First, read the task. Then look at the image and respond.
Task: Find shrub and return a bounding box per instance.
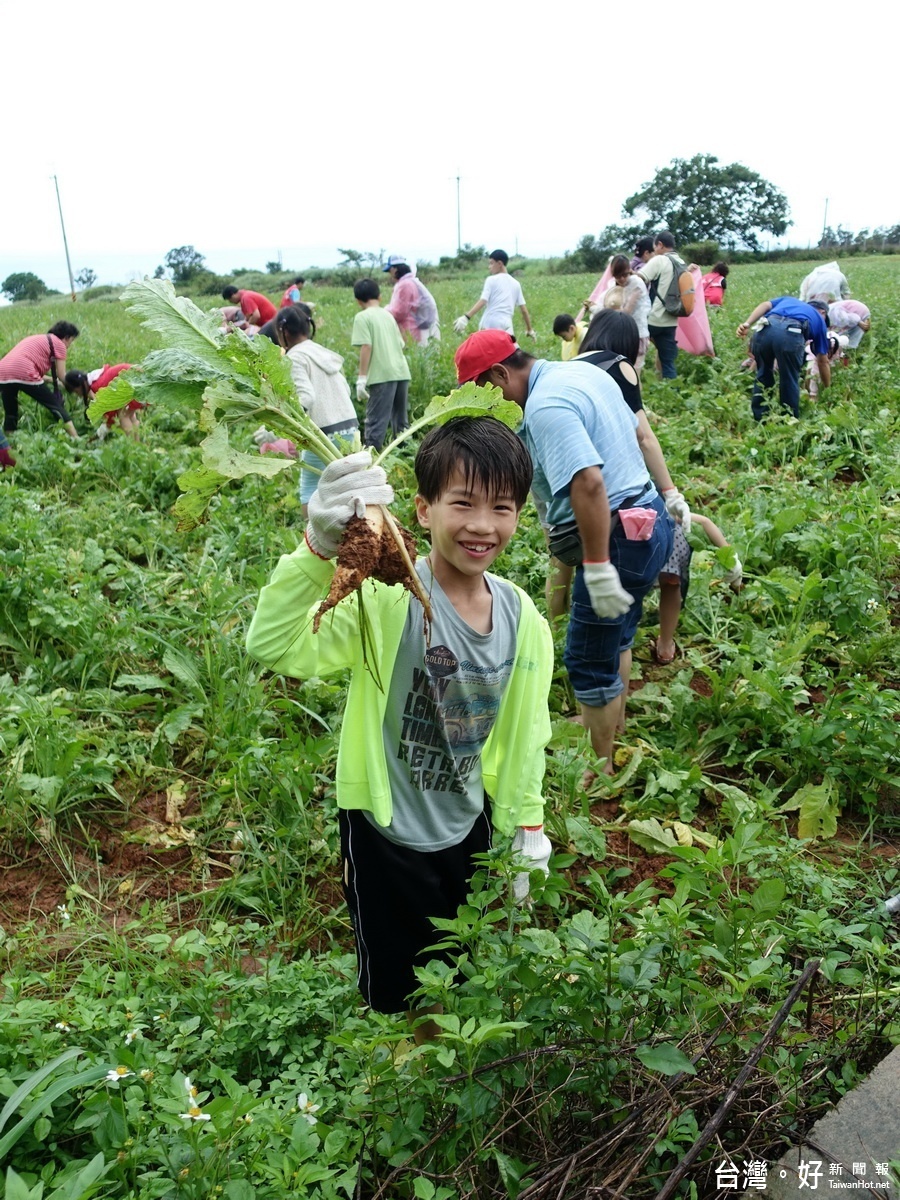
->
[680,240,720,266]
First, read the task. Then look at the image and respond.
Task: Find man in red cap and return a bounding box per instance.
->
[455,330,675,775]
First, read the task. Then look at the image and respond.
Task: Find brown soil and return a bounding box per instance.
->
[0,790,230,934]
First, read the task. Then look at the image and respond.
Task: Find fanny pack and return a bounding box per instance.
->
[547,485,655,567]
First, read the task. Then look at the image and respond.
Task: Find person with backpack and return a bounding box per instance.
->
[383,256,441,346]
[637,232,694,380]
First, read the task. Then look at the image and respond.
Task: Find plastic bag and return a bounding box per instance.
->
[676,267,714,357]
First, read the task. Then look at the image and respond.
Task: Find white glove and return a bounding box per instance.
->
[253,425,277,446]
[582,561,634,619]
[306,451,394,558]
[723,555,743,590]
[662,488,691,535]
[512,826,552,903]
[453,315,470,335]
[355,377,369,403]
[525,329,537,341]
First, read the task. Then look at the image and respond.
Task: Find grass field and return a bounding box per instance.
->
[0,257,898,1199]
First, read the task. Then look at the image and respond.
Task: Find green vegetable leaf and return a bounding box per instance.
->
[375,382,522,465]
[780,779,839,840]
[635,1043,697,1076]
[85,371,138,423]
[627,818,677,854]
[121,278,224,370]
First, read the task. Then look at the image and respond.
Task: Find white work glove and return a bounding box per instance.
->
[524,329,537,341]
[253,425,277,446]
[355,377,369,403]
[582,561,634,619]
[511,826,552,903]
[306,451,394,558]
[453,314,470,335]
[662,488,691,535]
[723,555,743,590]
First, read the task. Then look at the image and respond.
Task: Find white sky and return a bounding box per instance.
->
[2,0,895,291]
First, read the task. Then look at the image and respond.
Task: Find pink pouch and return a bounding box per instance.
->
[618,507,657,541]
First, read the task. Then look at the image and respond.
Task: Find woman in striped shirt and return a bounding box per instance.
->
[0,321,80,440]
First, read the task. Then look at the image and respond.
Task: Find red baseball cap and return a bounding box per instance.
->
[455,330,519,384]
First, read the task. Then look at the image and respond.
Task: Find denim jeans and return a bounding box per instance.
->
[564,494,674,707]
[751,317,807,419]
[648,324,678,379]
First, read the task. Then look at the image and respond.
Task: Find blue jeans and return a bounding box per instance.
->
[648,324,678,379]
[751,316,807,419]
[564,494,674,707]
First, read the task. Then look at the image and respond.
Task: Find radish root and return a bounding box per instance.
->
[313,505,431,633]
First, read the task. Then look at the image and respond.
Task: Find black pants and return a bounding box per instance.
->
[339,806,492,1013]
[2,382,72,433]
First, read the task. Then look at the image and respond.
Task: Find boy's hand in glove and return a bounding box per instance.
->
[512,826,552,903]
[582,561,634,618]
[453,315,470,334]
[306,451,394,559]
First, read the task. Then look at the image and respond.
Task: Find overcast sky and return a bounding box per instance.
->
[2,0,895,292]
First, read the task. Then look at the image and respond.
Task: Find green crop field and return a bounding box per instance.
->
[0,257,898,1199]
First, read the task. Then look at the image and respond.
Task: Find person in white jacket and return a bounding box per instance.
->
[799,261,850,303]
[254,306,359,514]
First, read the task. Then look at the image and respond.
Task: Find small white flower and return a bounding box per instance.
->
[106,1067,134,1083]
[297,1092,320,1125]
[749,448,758,457]
[55,1021,71,1032]
[866,598,879,613]
[183,1076,198,1099]
[57,905,71,922]
[179,1106,211,1122]
[139,1069,154,1081]
[125,1030,138,1045]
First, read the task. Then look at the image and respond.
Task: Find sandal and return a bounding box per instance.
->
[651,638,678,665]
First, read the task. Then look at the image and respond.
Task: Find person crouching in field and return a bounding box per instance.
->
[246,418,553,1037]
[65,365,144,440]
[0,322,80,441]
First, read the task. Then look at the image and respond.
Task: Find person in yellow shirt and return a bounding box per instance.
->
[552,314,587,361]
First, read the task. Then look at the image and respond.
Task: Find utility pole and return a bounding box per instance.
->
[821,197,829,244]
[456,170,461,253]
[53,175,76,301]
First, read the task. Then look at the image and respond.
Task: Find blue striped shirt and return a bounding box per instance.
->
[519,360,653,527]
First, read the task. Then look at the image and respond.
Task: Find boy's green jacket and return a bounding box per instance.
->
[246,542,554,834]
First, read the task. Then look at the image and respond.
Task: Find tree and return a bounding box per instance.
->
[1,272,48,303]
[164,245,206,283]
[265,260,282,274]
[622,154,790,252]
[75,267,97,290]
[153,265,166,279]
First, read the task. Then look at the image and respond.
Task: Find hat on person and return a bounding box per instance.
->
[487,249,509,265]
[455,330,518,384]
[383,255,408,272]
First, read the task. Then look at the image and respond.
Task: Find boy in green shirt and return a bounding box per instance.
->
[351,278,412,450]
[246,417,554,1036]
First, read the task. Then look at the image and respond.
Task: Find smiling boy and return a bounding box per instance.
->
[246,418,553,1034]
